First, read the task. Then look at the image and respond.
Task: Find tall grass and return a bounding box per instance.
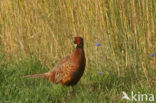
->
[0,0,156,102]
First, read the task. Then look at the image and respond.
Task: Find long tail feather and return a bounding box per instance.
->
[23,73,47,78]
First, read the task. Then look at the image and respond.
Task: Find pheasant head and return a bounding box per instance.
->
[73,37,84,48]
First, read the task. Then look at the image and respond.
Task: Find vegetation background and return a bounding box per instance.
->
[0,0,156,102]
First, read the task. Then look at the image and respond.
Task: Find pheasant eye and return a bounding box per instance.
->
[77,40,81,44]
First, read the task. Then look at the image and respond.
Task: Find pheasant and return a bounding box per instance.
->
[24,37,86,86]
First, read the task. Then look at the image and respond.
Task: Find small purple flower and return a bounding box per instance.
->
[96,43,101,46]
[150,54,154,57]
[98,72,102,75]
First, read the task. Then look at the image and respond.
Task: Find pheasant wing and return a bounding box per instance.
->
[53,56,78,84]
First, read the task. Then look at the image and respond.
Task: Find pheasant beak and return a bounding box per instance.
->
[73,39,77,44]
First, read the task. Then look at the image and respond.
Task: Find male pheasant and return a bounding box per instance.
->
[24,37,86,86]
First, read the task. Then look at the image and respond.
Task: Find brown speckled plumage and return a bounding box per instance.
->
[24,37,86,86]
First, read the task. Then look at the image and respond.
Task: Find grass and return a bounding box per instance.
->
[1,57,155,103]
[0,0,156,102]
